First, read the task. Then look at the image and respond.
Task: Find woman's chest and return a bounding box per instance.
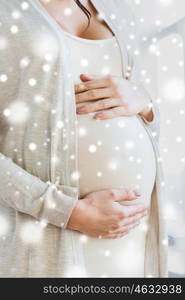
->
[65,34,123,84]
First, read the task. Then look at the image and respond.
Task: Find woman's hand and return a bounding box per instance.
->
[75,74,153,121]
[67,188,148,239]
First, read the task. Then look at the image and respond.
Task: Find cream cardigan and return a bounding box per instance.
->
[0,0,167,277]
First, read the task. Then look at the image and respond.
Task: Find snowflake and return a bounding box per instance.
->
[88,144,97,153]
[108,160,118,170]
[100,274,109,278]
[114,146,120,151]
[97,12,106,21]
[161,65,168,72]
[125,140,135,149]
[103,54,109,60]
[34,94,45,104]
[10,25,19,34]
[3,101,29,124]
[105,123,110,128]
[134,0,141,5]
[79,235,88,244]
[146,274,153,278]
[117,120,126,128]
[64,8,73,16]
[78,127,87,137]
[0,215,9,237]
[42,64,51,72]
[101,66,110,75]
[21,2,30,10]
[71,171,80,181]
[110,14,116,20]
[0,74,8,82]
[20,57,30,68]
[56,120,64,129]
[97,140,102,146]
[32,32,58,59]
[28,78,37,87]
[176,136,183,143]
[11,10,21,19]
[29,143,37,151]
[80,58,88,67]
[139,223,148,232]
[129,156,135,161]
[44,53,53,62]
[20,221,43,244]
[166,120,172,125]
[0,36,8,50]
[104,250,111,257]
[162,78,185,102]
[162,239,168,246]
[159,0,174,6]
[137,174,142,180]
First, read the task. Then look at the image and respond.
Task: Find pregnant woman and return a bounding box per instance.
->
[0,0,167,277]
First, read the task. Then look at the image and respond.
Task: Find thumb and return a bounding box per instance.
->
[80,74,102,81]
[114,188,141,202]
[80,74,92,81]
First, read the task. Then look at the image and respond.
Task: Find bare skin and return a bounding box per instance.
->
[40,0,151,238]
[75,74,153,120]
[67,189,148,239]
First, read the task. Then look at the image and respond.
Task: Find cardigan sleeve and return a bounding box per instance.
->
[129,38,160,139]
[140,98,160,139]
[135,82,160,139]
[0,152,78,228]
[0,4,78,229]
[129,71,160,140]
[124,0,160,139]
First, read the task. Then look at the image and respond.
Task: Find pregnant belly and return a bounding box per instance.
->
[77,113,156,206]
[76,113,156,277]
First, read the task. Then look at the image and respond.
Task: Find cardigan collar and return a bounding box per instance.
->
[90,0,138,76]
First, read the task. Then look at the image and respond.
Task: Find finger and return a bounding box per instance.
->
[110,212,147,233]
[125,189,142,200]
[108,188,141,202]
[80,74,92,81]
[75,78,109,94]
[119,203,148,219]
[107,221,141,237]
[93,106,129,119]
[116,221,141,234]
[85,188,141,202]
[76,87,114,104]
[80,74,107,82]
[102,230,129,239]
[76,98,121,114]
[75,83,88,94]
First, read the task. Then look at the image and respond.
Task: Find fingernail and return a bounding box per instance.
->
[134,189,141,197]
[76,106,85,113]
[93,113,103,119]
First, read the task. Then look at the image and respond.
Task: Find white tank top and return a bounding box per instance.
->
[65,31,156,277]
